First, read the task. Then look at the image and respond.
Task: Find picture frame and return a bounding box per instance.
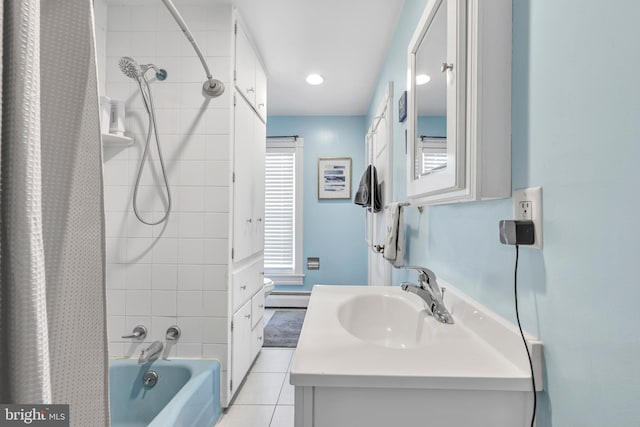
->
[317,157,352,200]
[398,90,407,123]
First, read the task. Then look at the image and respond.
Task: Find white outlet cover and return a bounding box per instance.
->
[512,187,543,249]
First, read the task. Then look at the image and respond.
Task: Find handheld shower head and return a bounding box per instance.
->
[119,56,141,79]
[119,57,168,81]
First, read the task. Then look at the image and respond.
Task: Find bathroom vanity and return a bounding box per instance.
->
[290,285,543,427]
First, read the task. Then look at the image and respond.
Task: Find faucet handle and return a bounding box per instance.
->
[122,325,147,340]
[441,287,446,300]
[166,325,181,341]
[400,282,414,290]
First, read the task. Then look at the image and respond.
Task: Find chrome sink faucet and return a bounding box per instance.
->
[138,341,164,365]
[400,266,454,324]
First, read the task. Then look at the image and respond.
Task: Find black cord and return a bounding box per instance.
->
[514,245,537,427]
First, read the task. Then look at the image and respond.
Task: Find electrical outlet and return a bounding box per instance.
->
[518,201,532,220]
[512,187,542,249]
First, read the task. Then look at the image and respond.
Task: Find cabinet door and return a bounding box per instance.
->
[251,321,263,362]
[232,263,252,312]
[250,288,264,361]
[252,118,266,255]
[235,22,256,106]
[231,300,252,394]
[407,0,467,202]
[233,94,255,262]
[232,256,264,312]
[255,62,267,121]
[251,288,265,329]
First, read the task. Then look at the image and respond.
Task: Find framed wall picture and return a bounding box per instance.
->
[317,157,352,200]
[398,90,407,123]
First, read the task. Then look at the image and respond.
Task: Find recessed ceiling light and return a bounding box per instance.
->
[306,74,324,85]
[416,74,431,85]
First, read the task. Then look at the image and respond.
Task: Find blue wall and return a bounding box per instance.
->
[368,0,640,426]
[267,116,368,291]
[418,115,446,138]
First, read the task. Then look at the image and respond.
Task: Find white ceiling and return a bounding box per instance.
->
[231,0,405,116]
[108,0,405,116]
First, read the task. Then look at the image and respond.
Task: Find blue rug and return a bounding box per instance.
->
[263,310,306,348]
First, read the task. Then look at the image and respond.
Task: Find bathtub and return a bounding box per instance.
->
[109,359,221,427]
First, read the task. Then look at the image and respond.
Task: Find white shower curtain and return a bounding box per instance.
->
[0,1,109,425]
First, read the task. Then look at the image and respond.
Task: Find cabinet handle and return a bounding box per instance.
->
[441,62,454,72]
[258,336,263,340]
[259,304,264,308]
[241,285,247,290]
[258,103,265,109]
[246,218,252,223]
[246,87,255,93]
[257,217,262,222]
[245,313,251,319]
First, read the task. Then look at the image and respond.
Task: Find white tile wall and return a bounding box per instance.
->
[100,3,233,402]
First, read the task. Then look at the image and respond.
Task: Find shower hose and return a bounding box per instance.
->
[132,75,172,225]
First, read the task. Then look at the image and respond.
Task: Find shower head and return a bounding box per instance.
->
[119,57,168,81]
[119,56,141,79]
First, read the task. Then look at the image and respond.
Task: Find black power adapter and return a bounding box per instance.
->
[499,220,535,245]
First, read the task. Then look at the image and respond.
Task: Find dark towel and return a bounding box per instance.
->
[354,164,382,213]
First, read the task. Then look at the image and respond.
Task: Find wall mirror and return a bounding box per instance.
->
[407,0,467,204]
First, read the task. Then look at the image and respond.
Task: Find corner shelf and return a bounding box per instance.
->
[102,133,133,146]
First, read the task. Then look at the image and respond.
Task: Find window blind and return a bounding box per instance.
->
[264,152,296,269]
[422,150,448,173]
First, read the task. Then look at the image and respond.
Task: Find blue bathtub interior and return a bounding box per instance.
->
[109,359,221,427]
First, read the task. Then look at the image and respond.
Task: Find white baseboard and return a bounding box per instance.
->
[265,292,310,308]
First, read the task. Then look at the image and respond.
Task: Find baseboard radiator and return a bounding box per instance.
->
[265,291,311,308]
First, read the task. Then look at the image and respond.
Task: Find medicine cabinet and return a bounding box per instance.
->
[407,0,512,205]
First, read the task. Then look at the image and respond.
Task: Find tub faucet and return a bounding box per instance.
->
[400,266,454,325]
[138,341,164,365]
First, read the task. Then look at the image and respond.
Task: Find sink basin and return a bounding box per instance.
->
[337,293,430,349]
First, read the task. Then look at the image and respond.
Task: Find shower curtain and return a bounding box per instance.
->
[0,1,109,425]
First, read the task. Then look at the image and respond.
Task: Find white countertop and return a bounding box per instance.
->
[290,285,542,391]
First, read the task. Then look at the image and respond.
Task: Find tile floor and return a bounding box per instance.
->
[216,310,296,427]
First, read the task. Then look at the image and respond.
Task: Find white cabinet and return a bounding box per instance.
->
[235,22,255,105]
[233,14,267,263]
[232,94,265,262]
[233,94,255,262]
[251,118,266,254]
[251,318,264,361]
[230,263,265,396]
[229,10,267,401]
[231,300,253,390]
[251,288,265,329]
[234,18,268,121]
[250,289,265,362]
[406,0,511,205]
[232,257,264,312]
[229,93,266,395]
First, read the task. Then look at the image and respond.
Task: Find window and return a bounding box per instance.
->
[264,138,304,285]
[416,137,447,176]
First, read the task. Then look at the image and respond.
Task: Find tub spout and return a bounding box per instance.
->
[138,341,163,365]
